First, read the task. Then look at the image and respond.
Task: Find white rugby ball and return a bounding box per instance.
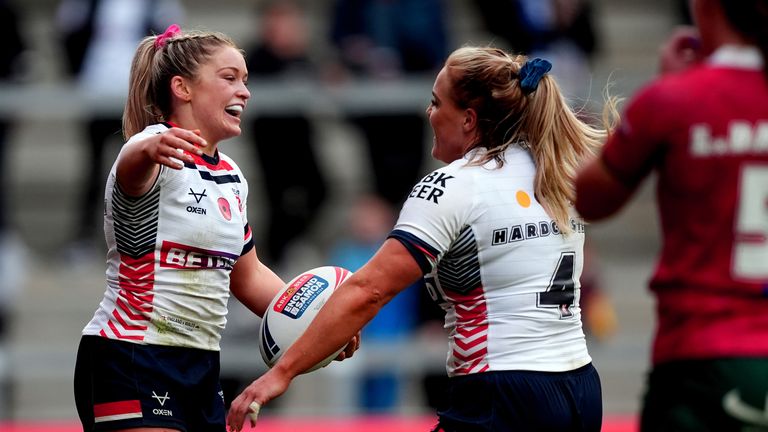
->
[259,265,353,372]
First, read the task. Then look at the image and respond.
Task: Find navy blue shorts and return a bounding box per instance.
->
[432,363,602,432]
[74,335,226,432]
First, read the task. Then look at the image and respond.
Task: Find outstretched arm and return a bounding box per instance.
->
[226,238,423,431]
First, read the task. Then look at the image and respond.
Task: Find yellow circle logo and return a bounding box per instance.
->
[516,190,531,208]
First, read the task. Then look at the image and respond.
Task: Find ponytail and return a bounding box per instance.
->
[521,76,619,233]
[123,37,160,139]
[446,46,619,234]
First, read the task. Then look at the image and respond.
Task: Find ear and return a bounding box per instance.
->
[462,108,478,134]
[170,76,192,102]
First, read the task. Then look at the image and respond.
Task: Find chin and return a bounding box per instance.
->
[431,145,440,161]
[222,124,242,139]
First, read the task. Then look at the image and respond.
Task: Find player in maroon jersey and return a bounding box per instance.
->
[575,0,768,430]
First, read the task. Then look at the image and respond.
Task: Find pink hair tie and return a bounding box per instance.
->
[154,24,181,49]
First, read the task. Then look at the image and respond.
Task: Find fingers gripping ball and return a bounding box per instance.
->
[259,266,353,372]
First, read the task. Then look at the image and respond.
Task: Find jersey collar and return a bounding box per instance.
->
[708,45,764,69]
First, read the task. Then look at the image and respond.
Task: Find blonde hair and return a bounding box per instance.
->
[122,29,241,139]
[445,46,619,234]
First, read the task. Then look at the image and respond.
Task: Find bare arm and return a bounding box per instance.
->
[226,238,423,431]
[576,28,698,222]
[229,248,285,317]
[574,156,636,221]
[116,128,206,196]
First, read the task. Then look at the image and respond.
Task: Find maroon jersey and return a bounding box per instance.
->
[602,46,768,364]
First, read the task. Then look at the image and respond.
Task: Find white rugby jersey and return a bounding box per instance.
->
[82,123,253,351]
[390,146,591,376]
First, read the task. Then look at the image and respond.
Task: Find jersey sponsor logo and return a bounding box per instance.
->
[491,219,584,245]
[151,391,170,407]
[722,389,768,426]
[186,206,207,215]
[691,121,768,157]
[272,274,329,318]
[159,241,237,270]
[188,188,207,203]
[409,171,455,204]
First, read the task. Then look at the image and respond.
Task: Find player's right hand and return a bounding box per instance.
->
[142,127,206,169]
[659,26,704,75]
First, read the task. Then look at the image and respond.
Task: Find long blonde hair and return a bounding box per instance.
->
[122,29,240,139]
[445,46,619,234]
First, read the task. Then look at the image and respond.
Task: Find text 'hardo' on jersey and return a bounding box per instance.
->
[410,171,455,204]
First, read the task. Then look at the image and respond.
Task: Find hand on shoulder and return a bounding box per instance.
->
[659,26,705,75]
[138,127,206,170]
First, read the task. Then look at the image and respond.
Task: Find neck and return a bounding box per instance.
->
[698,1,753,55]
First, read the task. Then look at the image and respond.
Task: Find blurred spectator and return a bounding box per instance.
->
[245,0,327,267]
[327,194,420,412]
[580,240,617,343]
[0,0,28,340]
[55,0,184,262]
[328,0,449,207]
[473,0,599,100]
[0,0,27,418]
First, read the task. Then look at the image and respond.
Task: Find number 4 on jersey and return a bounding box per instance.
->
[538,252,576,318]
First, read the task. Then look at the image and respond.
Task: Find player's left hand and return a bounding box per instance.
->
[334,331,361,361]
[227,368,290,432]
[659,26,704,74]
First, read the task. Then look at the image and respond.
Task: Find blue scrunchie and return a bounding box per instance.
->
[518,58,552,95]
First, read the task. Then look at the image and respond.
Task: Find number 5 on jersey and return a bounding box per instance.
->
[733,165,768,280]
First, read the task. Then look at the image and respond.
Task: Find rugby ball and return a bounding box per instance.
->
[259,266,353,372]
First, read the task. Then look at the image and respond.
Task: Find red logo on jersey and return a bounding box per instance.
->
[160,241,236,270]
[218,197,232,221]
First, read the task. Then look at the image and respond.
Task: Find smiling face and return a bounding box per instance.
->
[170,45,250,148]
[426,66,475,164]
